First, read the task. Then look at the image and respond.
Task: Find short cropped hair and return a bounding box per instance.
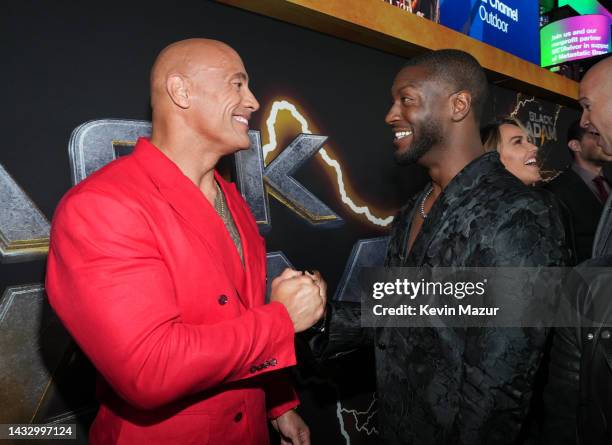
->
[567,119,586,143]
[566,119,586,158]
[404,49,489,123]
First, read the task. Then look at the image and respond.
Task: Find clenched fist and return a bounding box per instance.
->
[270,268,327,333]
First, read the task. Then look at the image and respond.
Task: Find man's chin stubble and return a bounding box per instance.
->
[394,143,431,165]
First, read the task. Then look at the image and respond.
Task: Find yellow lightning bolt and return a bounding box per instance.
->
[510,94,563,146]
[262,100,394,227]
[509,94,537,118]
[552,104,562,130]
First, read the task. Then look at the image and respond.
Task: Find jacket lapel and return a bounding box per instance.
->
[408,185,447,266]
[220,176,266,308]
[410,152,500,266]
[132,139,248,305]
[567,169,604,211]
[593,192,612,258]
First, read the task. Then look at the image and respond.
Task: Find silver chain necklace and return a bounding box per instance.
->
[419,185,433,219]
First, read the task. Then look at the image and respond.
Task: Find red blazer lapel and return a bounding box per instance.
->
[132,139,248,305]
[218,174,267,309]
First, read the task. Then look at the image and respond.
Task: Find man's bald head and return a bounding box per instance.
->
[149,38,258,154]
[579,56,612,155]
[150,39,241,109]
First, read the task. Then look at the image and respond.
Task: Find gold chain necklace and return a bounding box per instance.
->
[214,181,225,219]
[213,180,245,264]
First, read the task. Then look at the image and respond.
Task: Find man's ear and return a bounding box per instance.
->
[568,139,582,154]
[450,90,471,122]
[166,74,190,109]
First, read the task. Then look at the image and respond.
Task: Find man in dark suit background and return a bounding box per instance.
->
[545,119,612,263]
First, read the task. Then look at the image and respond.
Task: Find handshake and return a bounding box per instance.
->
[269,268,327,333]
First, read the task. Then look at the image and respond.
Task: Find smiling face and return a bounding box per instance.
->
[572,126,612,165]
[579,58,612,155]
[497,123,540,185]
[385,65,445,165]
[187,47,259,153]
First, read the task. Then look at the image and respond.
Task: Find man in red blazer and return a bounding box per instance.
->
[46,39,326,445]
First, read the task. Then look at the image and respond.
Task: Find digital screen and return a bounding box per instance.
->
[558,0,612,20]
[439,0,540,64]
[540,14,611,66]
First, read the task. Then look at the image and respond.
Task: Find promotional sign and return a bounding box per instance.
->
[558,0,612,20]
[440,0,540,64]
[540,14,611,66]
[382,0,441,22]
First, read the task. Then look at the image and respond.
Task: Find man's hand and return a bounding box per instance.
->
[305,270,327,301]
[271,409,310,445]
[270,268,327,333]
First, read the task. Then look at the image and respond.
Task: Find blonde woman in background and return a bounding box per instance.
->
[481,117,541,186]
[481,116,576,263]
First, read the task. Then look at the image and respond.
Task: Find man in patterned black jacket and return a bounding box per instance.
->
[311,50,570,444]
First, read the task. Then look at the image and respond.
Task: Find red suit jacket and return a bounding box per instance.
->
[46,138,298,444]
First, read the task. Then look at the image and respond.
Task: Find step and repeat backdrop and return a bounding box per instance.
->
[2,1,578,443]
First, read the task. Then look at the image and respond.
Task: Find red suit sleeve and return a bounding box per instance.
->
[45,188,297,410]
[265,369,299,419]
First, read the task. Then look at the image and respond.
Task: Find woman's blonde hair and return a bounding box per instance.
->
[480,116,561,182]
[480,117,531,152]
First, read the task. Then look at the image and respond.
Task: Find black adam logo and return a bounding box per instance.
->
[526,111,558,145]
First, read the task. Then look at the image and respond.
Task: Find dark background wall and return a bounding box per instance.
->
[2,1,579,443]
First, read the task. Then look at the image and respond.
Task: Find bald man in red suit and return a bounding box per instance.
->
[46,39,326,445]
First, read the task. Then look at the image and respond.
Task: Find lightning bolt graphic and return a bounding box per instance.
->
[262,100,394,227]
[510,94,563,146]
[337,395,379,440]
[552,104,562,130]
[293,370,379,444]
[509,93,565,181]
[538,104,564,177]
[509,94,537,118]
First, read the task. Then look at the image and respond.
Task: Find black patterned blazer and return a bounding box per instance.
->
[315,151,570,445]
